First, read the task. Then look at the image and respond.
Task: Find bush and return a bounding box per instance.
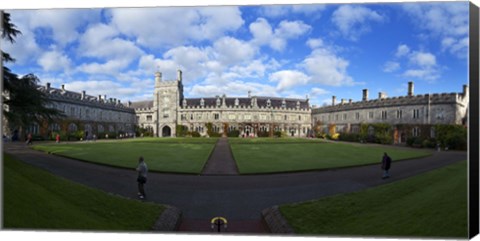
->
[189,131,201,137]
[445,132,467,150]
[274,131,283,138]
[257,131,270,137]
[208,132,222,138]
[227,130,240,138]
[338,133,361,142]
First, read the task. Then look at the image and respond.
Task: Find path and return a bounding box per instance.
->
[2,142,467,233]
[201,137,239,175]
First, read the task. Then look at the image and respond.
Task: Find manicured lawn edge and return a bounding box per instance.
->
[276,160,468,238]
[3,153,170,231]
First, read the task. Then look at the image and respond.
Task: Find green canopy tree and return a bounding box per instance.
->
[2,11,64,139]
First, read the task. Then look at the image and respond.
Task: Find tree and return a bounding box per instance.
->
[2,11,64,138]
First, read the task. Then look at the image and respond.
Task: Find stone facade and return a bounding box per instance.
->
[311,82,469,143]
[132,70,312,137]
[26,83,136,138]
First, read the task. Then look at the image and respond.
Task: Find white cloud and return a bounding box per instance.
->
[249,18,311,51]
[302,48,356,87]
[249,18,273,46]
[37,50,72,72]
[383,61,400,73]
[331,5,385,41]
[409,51,436,67]
[189,80,278,98]
[259,4,326,18]
[402,2,469,58]
[20,9,101,46]
[107,7,243,47]
[269,70,310,91]
[309,87,330,97]
[78,59,132,75]
[213,36,257,66]
[306,38,324,49]
[78,23,144,61]
[395,44,410,57]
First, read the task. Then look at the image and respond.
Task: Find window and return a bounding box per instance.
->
[245,114,251,120]
[430,127,436,138]
[413,109,420,119]
[190,114,194,120]
[70,107,75,116]
[343,113,347,120]
[412,127,420,137]
[163,108,169,118]
[335,114,338,121]
[369,112,374,119]
[284,115,287,121]
[396,110,403,119]
[49,123,61,131]
[214,113,220,120]
[229,114,236,120]
[196,113,202,120]
[299,115,302,121]
[146,115,152,121]
[436,108,444,120]
[381,110,387,120]
[355,112,360,120]
[181,114,186,121]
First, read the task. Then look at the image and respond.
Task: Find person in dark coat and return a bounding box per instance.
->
[381,152,392,179]
[136,156,148,199]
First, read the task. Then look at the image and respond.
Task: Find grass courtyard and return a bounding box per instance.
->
[3,153,165,231]
[230,138,431,174]
[33,137,217,174]
[279,160,468,238]
[32,137,431,174]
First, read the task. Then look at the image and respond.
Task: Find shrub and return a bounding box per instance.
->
[445,132,467,150]
[227,130,240,137]
[338,133,361,142]
[257,131,270,137]
[190,131,201,137]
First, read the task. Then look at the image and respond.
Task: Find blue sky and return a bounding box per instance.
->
[2,1,470,107]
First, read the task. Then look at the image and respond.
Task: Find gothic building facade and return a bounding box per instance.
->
[131,70,313,137]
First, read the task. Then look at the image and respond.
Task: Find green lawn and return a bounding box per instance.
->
[3,153,165,231]
[230,138,431,174]
[280,160,468,238]
[33,137,218,174]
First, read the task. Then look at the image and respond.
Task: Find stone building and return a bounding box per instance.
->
[24,83,136,139]
[132,70,312,137]
[311,82,469,143]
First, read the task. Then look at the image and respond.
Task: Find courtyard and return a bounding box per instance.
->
[2,138,468,237]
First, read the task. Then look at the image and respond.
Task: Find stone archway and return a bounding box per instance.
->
[162,126,171,137]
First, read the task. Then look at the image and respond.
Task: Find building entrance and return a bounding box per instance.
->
[162,126,171,137]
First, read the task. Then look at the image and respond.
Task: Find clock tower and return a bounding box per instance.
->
[153,70,184,137]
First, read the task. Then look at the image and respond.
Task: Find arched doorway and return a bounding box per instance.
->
[162,126,171,137]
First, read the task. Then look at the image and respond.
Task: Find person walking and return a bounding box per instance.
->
[381,152,392,179]
[136,156,148,199]
[56,133,60,143]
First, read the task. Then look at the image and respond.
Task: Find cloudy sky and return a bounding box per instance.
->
[2,1,470,107]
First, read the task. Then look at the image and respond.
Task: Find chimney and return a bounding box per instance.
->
[463,84,468,97]
[81,90,86,100]
[113,98,117,104]
[349,99,352,104]
[177,69,182,81]
[332,96,336,106]
[61,84,65,91]
[98,95,102,102]
[109,98,113,103]
[341,98,345,105]
[362,89,369,101]
[248,91,251,98]
[378,92,387,100]
[118,100,121,105]
[408,82,414,96]
[128,101,132,107]
[46,82,51,90]
[104,95,107,102]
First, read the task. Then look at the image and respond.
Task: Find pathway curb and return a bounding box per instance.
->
[152,205,183,232]
[262,205,294,234]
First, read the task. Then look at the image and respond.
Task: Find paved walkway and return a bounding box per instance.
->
[201,137,239,175]
[2,142,467,234]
